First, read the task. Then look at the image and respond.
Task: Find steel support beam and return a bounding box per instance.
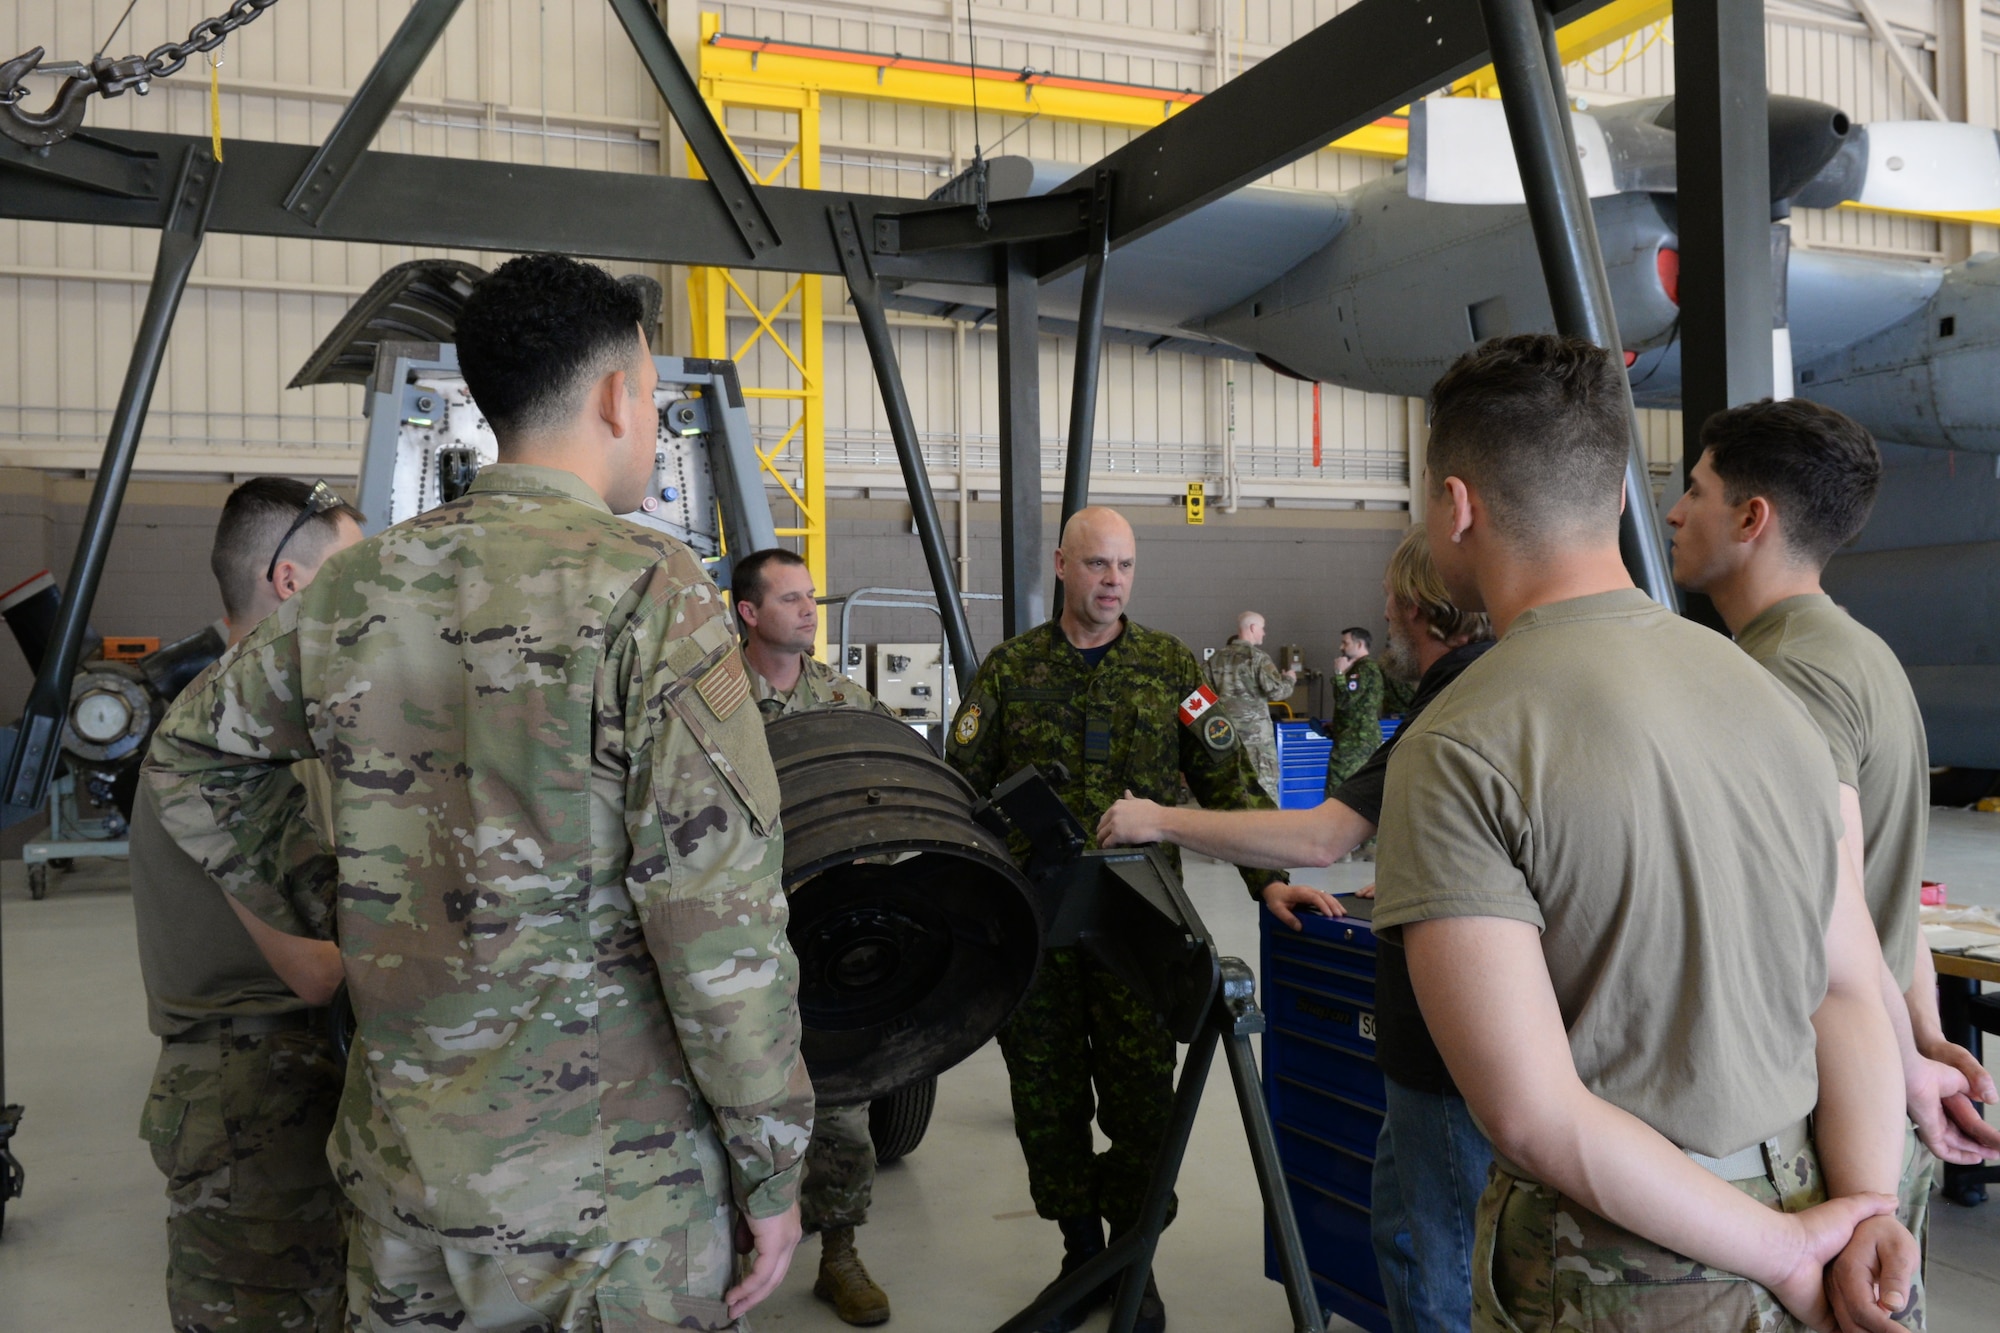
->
[606,0,780,257]
[829,204,979,687]
[996,244,1047,637]
[874,191,1091,254]
[1,147,221,823]
[1039,0,1619,276]
[1059,172,1114,535]
[1676,0,1772,626]
[0,130,989,284]
[282,0,463,225]
[1476,0,1676,607]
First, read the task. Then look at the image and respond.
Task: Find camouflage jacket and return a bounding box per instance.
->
[946,617,1286,898]
[750,653,895,722]
[144,464,812,1253]
[1206,640,1291,714]
[1331,655,1386,751]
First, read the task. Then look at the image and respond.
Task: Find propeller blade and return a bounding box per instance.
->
[1836,121,2000,214]
[1408,97,1617,205]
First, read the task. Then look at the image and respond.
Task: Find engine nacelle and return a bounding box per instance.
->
[1799,252,2000,453]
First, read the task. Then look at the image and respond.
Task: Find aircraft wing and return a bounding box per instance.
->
[884,156,1350,352]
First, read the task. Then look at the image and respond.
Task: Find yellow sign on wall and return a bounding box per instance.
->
[1186,481,1206,526]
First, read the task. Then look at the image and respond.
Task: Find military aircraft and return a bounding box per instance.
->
[888,98,2000,769]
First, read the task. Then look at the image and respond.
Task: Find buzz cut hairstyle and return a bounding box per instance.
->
[1425,334,1631,547]
[453,254,645,447]
[1699,398,1882,567]
[1341,626,1373,649]
[210,477,365,621]
[731,548,808,611]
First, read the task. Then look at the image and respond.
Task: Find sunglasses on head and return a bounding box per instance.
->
[266,479,342,583]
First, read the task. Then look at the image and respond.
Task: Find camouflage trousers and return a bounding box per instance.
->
[801,1102,875,1233]
[995,947,1178,1235]
[139,1027,349,1333]
[346,1208,738,1332]
[1473,1130,1825,1333]
[1897,1121,1937,1331]
[1221,703,1281,803]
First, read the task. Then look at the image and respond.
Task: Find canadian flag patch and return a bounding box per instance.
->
[1178,685,1219,725]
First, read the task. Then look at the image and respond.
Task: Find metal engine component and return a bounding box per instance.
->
[764,708,1045,1105]
[63,664,154,765]
[352,344,777,585]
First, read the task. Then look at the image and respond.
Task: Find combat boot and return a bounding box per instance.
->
[814,1226,891,1326]
[1033,1215,1109,1333]
[1134,1268,1166,1333]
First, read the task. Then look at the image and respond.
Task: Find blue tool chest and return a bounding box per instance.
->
[1273,720,1331,809]
[1261,895,1389,1333]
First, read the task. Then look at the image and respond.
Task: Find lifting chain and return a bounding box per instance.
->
[0,0,285,150]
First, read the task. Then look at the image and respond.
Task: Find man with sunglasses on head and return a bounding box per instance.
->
[147,254,812,1332]
[130,476,363,1332]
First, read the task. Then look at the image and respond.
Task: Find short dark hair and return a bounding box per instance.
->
[1699,398,1881,565]
[454,254,645,446]
[731,548,807,611]
[1426,335,1630,546]
[1340,626,1372,649]
[210,478,364,620]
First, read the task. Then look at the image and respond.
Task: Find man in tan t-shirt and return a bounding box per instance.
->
[132,477,362,1331]
[1666,397,2000,1327]
[1373,335,1916,1333]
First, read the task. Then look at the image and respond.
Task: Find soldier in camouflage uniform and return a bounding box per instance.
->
[734,547,894,1328]
[1204,611,1295,802]
[145,256,813,1331]
[1324,625,1384,793]
[133,478,363,1332]
[949,507,1330,1333]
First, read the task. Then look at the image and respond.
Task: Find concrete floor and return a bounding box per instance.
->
[2,827,1998,1330]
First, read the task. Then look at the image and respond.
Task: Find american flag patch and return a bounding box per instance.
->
[1177,685,1218,725]
[695,647,751,721]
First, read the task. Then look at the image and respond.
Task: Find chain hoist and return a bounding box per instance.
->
[0,0,284,149]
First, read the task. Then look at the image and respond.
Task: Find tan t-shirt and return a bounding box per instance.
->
[1735,594,1929,990]
[1374,588,1841,1158]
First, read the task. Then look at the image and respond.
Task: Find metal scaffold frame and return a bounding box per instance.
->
[689,12,829,618]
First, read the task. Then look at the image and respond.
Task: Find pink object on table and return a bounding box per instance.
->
[1921,881,1948,907]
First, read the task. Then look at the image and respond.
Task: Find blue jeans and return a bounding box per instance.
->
[1370,1078,1493,1333]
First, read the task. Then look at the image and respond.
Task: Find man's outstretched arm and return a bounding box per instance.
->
[1098,793,1372,870]
[1407,914,1896,1332]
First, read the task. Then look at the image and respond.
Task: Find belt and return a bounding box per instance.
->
[164,1011,321,1044]
[1494,1116,1811,1188]
[1685,1117,1812,1183]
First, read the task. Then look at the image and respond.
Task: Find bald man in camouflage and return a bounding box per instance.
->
[948,507,1330,1333]
[1206,611,1296,801]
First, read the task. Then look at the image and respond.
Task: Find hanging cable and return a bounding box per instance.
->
[963,0,989,229]
[97,0,142,59]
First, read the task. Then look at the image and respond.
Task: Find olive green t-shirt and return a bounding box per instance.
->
[1374,588,1841,1158]
[1735,594,1929,990]
[130,779,307,1037]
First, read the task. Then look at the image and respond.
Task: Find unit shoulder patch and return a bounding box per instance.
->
[954,704,982,746]
[1200,712,1237,753]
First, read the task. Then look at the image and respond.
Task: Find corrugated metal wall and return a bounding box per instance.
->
[1,0,1992,497]
[0,0,665,475]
